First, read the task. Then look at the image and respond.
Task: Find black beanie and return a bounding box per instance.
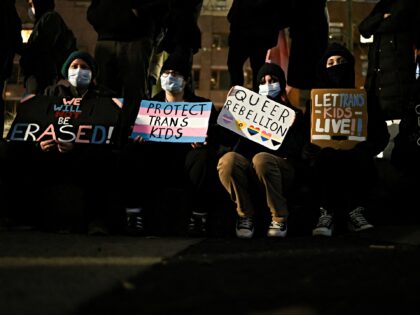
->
[160,53,191,79]
[61,51,97,79]
[256,62,286,91]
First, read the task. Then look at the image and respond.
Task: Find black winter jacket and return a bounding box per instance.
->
[358,0,420,120]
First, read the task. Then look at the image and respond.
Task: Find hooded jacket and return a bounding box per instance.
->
[303,43,389,159]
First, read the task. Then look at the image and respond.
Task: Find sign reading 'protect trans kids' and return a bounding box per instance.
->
[131,100,213,143]
[310,88,368,150]
[217,86,296,150]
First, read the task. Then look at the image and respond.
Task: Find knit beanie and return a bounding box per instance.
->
[256,62,287,91]
[61,51,97,79]
[160,53,191,79]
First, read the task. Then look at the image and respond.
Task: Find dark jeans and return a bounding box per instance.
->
[312,147,376,213]
[227,41,269,92]
[94,38,154,144]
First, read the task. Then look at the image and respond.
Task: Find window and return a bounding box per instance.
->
[212,34,229,51]
[210,69,230,90]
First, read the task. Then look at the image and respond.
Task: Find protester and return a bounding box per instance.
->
[303,43,390,237]
[358,0,420,120]
[148,0,203,94]
[20,0,77,95]
[119,52,219,237]
[5,51,120,234]
[0,0,23,139]
[226,0,289,92]
[286,0,329,111]
[217,62,306,239]
[86,0,169,145]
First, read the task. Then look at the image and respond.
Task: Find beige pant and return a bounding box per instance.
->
[217,151,294,220]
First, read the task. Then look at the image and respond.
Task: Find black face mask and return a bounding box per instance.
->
[325,63,355,88]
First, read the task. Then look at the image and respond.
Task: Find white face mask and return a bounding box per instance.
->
[160,74,184,93]
[258,82,281,98]
[68,68,92,88]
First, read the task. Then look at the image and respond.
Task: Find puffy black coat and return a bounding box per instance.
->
[358,0,420,120]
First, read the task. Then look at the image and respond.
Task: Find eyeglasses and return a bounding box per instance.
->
[161,70,183,77]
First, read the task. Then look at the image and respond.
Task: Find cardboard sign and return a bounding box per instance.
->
[7,95,123,144]
[217,86,296,150]
[310,89,368,150]
[131,100,213,143]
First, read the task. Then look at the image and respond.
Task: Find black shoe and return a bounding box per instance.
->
[88,220,110,236]
[125,208,144,236]
[187,212,208,237]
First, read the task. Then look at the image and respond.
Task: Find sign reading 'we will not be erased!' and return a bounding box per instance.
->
[311,88,368,150]
[217,86,296,150]
[7,95,123,144]
[131,100,213,143]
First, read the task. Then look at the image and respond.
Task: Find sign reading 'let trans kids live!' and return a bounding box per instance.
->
[217,86,296,150]
[310,88,368,150]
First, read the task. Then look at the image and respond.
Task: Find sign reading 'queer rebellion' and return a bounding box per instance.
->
[7,95,123,144]
[310,88,368,150]
[217,86,296,150]
[131,100,213,143]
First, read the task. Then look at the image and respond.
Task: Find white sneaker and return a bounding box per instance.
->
[267,221,287,237]
[236,216,254,239]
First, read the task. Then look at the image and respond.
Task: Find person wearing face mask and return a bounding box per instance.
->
[5,51,118,235]
[20,0,77,95]
[44,51,114,98]
[119,53,220,237]
[217,62,306,239]
[303,43,390,237]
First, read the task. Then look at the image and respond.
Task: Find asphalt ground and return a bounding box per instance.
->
[1,225,420,315]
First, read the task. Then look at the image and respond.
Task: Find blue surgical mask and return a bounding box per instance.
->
[68,68,92,88]
[160,74,184,93]
[259,82,281,98]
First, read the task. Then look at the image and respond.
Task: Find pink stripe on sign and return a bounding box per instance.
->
[138,107,211,118]
[133,125,208,137]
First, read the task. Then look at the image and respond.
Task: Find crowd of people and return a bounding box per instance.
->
[1,0,419,238]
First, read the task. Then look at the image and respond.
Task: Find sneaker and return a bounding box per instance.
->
[88,220,109,236]
[125,208,144,236]
[188,212,208,237]
[312,207,334,237]
[236,216,254,239]
[267,220,287,237]
[348,206,373,232]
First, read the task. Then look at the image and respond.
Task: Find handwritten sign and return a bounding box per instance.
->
[310,88,368,150]
[7,95,123,144]
[217,86,296,150]
[131,100,213,143]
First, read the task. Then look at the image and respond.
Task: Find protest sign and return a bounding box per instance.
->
[7,95,123,144]
[217,86,296,150]
[310,88,368,150]
[131,100,213,143]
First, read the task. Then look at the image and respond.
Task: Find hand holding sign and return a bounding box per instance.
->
[310,88,368,150]
[217,86,296,150]
[131,100,213,143]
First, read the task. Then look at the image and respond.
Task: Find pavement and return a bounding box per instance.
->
[1,224,420,315]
